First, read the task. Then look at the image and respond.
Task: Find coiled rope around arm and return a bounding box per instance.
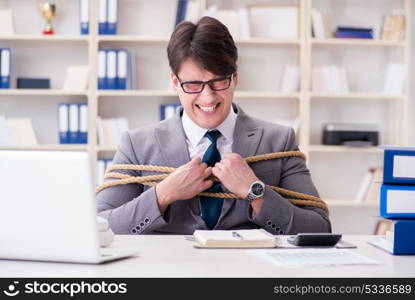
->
[96,151,328,214]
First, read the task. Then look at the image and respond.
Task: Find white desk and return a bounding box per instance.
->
[1,235,414,277]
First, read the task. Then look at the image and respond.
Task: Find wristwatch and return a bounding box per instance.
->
[246,180,265,203]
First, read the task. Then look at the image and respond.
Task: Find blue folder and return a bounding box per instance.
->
[380,184,415,219]
[383,148,415,185]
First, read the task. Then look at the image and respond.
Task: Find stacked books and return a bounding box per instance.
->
[58,103,88,144]
[369,146,415,255]
[334,26,373,39]
[98,49,135,90]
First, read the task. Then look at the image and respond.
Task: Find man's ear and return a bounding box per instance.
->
[233,71,238,87]
[170,72,179,93]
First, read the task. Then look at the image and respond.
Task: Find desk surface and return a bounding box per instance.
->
[1,235,414,277]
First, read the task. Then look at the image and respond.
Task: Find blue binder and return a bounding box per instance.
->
[380,184,415,219]
[98,50,107,89]
[78,103,88,144]
[68,103,80,143]
[58,103,70,144]
[98,0,108,34]
[0,48,11,89]
[106,50,117,89]
[80,0,89,35]
[175,0,188,26]
[107,0,118,35]
[383,148,415,185]
[392,220,415,254]
[371,220,415,255]
[116,49,127,90]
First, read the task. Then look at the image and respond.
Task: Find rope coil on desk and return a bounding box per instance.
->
[96,151,329,214]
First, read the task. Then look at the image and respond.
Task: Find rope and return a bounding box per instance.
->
[96,151,329,214]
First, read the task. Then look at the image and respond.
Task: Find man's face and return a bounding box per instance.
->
[171,59,238,129]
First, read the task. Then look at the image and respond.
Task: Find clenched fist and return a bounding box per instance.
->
[156,157,213,213]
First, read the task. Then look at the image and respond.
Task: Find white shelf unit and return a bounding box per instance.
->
[0,0,411,210]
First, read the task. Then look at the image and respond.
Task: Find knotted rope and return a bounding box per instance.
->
[96,151,329,214]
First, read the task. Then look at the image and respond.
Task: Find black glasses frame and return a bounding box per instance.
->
[176,74,233,94]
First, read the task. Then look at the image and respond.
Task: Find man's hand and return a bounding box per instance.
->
[156,157,213,214]
[212,153,258,198]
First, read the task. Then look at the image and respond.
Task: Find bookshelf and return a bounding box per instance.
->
[0,0,411,214]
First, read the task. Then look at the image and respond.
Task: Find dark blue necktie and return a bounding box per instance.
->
[200,130,224,229]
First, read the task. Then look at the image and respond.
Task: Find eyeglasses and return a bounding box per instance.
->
[176,74,233,94]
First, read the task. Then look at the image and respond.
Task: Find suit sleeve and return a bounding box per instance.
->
[249,128,332,235]
[96,131,168,234]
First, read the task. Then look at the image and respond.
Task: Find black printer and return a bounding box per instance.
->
[323,123,379,146]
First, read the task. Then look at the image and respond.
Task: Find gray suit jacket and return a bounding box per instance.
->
[97,104,331,235]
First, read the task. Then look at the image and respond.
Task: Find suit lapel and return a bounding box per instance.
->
[155,109,203,218]
[216,105,264,227]
[154,110,190,168]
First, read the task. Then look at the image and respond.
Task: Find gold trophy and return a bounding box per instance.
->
[37,1,59,35]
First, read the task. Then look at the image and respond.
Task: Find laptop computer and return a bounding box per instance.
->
[0,150,137,264]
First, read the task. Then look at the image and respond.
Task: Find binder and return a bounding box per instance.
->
[175,0,189,26]
[160,104,181,120]
[0,48,11,89]
[107,0,118,35]
[80,0,89,35]
[98,0,108,34]
[106,50,117,89]
[58,103,69,144]
[98,50,107,89]
[380,184,415,219]
[369,220,415,255]
[69,103,80,143]
[383,147,415,185]
[79,103,88,144]
[116,50,127,89]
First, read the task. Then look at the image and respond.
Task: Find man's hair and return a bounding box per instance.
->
[167,16,238,76]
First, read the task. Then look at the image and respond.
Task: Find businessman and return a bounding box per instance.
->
[97,17,331,235]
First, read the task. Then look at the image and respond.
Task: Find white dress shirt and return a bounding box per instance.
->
[182,108,237,161]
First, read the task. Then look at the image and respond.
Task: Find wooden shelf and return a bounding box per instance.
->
[308,145,382,153]
[235,91,300,99]
[311,38,406,47]
[0,35,89,43]
[98,35,169,43]
[97,35,301,45]
[0,89,88,96]
[0,145,89,151]
[97,90,176,97]
[310,92,403,100]
[235,38,301,45]
[96,90,299,99]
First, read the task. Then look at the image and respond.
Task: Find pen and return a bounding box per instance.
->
[232,231,244,240]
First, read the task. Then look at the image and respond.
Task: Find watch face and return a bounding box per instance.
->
[251,182,264,196]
